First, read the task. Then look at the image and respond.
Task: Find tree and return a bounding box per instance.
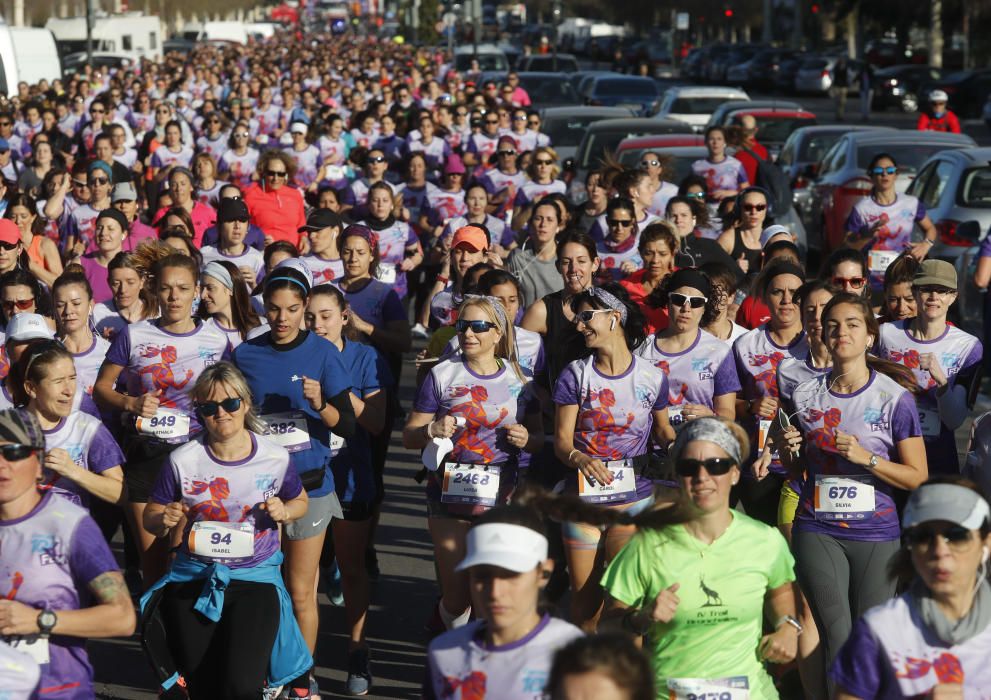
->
[419,0,440,45]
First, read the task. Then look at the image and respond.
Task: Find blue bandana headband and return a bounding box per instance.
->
[587,287,628,324]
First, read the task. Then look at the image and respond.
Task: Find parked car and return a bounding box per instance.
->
[680,47,708,81]
[725,108,818,159]
[793,55,836,94]
[654,86,750,132]
[62,51,134,77]
[705,99,803,129]
[920,69,991,118]
[778,125,895,236]
[453,44,509,73]
[773,52,809,92]
[540,106,636,163]
[517,53,580,73]
[583,75,661,115]
[513,72,581,108]
[711,44,762,83]
[871,64,944,112]
[809,130,976,252]
[567,118,694,203]
[744,48,801,90]
[571,70,617,97]
[702,45,733,82]
[624,40,673,78]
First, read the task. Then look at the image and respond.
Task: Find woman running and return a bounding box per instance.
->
[91,250,158,342]
[595,198,642,284]
[78,208,128,303]
[52,271,111,398]
[717,187,768,276]
[619,222,677,334]
[199,198,265,288]
[360,181,423,299]
[198,261,265,349]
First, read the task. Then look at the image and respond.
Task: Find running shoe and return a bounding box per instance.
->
[324,561,344,607]
[345,647,372,696]
[411,323,429,339]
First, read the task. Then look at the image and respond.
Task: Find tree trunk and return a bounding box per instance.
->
[930,0,943,68]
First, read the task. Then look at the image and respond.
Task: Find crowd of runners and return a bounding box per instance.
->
[0,26,990,700]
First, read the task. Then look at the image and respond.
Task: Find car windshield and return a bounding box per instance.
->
[960,167,991,208]
[596,80,658,97]
[516,76,578,103]
[796,132,844,162]
[670,97,736,114]
[454,53,508,72]
[544,116,617,147]
[580,131,651,169]
[748,117,815,145]
[856,144,963,174]
[526,56,578,72]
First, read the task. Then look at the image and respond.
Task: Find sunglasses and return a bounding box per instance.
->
[265,170,288,178]
[669,293,708,309]
[675,457,737,478]
[2,298,34,311]
[90,109,105,114]
[916,285,955,297]
[607,218,634,228]
[574,309,613,325]
[535,159,554,166]
[832,276,866,288]
[497,150,517,157]
[455,319,497,334]
[485,120,499,125]
[196,397,243,417]
[456,111,468,117]
[0,443,36,461]
[367,156,387,164]
[742,203,767,212]
[234,132,249,137]
[641,159,660,167]
[904,525,974,551]
[870,166,898,176]
[685,192,705,199]
[513,115,527,121]
[90,177,110,186]
[527,121,539,127]
[0,241,19,251]
[0,121,11,126]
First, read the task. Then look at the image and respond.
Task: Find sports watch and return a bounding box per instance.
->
[37,609,57,638]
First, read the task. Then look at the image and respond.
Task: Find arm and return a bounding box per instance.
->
[403,409,459,450]
[713,393,737,420]
[93,360,157,416]
[350,388,386,435]
[758,581,800,664]
[44,450,124,504]
[975,256,991,289]
[520,298,548,335]
[651,408,675,445]
[833,431,928,490]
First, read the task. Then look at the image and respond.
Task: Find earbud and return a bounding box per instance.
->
[982,546,989,567]
[610,317,616,331]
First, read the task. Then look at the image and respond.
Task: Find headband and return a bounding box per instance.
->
[95,207,130,232]
[463,294,508,328]
[202,261,234,290]
[667,269,712,300]
[587,287,628,324]
[266,275,309,294]
[670,417,743,466]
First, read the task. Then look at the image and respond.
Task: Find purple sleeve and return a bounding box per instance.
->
[914,199,927,222]
[466,137,479,155]
[499,224,516,248]
[653,372,670,410]
[80,392,100,419]
[979,233,991,258]
[413,370,442,414]
[381,290,406,323]
[960,340,984,374]
[404,223,419,248]
[148,457,181,505]
[86,424,126,473]
[892,391,922,442]
[69,515,120,587]
[278,464,303,501]
[845,204,867,235]
[246,224,266,251]
[104,325,132,367]
[736,161,749,187]
[341,186,357,206]
[552,364,580,406]
[479,173,497,196]
[513,188,526,207]
[829,617,886,698]
[713,352,742,396]
[523,383,541,415]
[533,341,547,375]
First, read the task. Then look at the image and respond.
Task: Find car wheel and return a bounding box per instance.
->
[901,92,918,113]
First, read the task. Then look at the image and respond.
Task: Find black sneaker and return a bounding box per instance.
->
[345,648,372,696]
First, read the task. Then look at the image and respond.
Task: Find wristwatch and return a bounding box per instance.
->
[775,614,803,635]
[37,609,57,638]
[868,453,880,469]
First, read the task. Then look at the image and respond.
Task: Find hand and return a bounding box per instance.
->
[43,448,80,480]
[759,625,798,664]
[0,600,41,636]
[834,429,871,466]
[575,454,614,486]
[134,389,162,418]
[680,403,713,420]
[645,582,681,624]
[429,415,459,439]
[348,309,372,336]
[504,423,529,449]
[300,375,325,412]
[399,207,411,222]
[298,236,311,255]
[71,240,85,258]
[263,234,274,247]
[930,683,965,700]
[909,240,931,261]
[918,352,948,387]
[238,265,257,286]
[777,424,803,458]
[161,501,188,530]
[737,252,749,274]
[752,446,772,480]
[751,396,779,419]
[620,260,638,275]
[261,496,290,523]
[484,249,504,268]
[399,258,416,272]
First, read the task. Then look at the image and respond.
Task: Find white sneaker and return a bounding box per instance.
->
[411,323,429,339]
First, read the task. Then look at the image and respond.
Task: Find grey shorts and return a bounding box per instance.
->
[284,491,343,541]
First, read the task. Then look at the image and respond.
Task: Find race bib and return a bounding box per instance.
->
[758,419,772,451]
[918,408,941,437]
[814,475,876,521]
[375,265,397,284]
[329,432,345,452]
[578,460,637,503]
[261,411,311,453]
[325,165,345,180]
[135,408,190,442]
[668,405,685,427]
[868,249,901,274]
[667,676,750,700]
[441,463,501,506]
[8,636,49,665]
[187,521,255,560]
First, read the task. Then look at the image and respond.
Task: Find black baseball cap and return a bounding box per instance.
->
[217,198,250,224]
[299,208,343,232]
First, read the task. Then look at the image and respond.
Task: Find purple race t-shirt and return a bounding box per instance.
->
[41,413,124,508]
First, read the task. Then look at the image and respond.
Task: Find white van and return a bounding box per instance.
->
[181,21,248,45]
[0,22,62,96]
[45,13,161,61]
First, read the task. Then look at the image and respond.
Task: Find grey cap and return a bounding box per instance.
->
[913,259,957,290]
[903,482,991,531]
[112,181,138,203]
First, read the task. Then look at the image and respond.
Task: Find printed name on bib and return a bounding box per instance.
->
[136,408,190,442]
[261,411,311,452]
[814,475,876,521]
[578,460,637,503]
[441,463,501,506]
[667,676,750,700]
[187,521,255,561]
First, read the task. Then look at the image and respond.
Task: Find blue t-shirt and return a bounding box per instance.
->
[233,331,352,497]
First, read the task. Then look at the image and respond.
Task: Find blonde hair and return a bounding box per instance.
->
[190,361,267,434]
[527,146,561,180]
[457,297,526,383]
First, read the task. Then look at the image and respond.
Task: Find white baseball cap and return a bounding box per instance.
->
[930,89,949,103]
[5,313,55,343]
[290,122,308,135]
[903,482,991,531]
[455,523,549,573]
[760,225,794,248]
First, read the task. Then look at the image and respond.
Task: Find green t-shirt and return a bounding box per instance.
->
[601,512,795,699]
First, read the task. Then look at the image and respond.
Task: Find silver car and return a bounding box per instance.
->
[793,56,836,94]
[906,148,991,330]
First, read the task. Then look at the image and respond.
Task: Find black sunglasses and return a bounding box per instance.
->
[904,525,974,550]
[669,292,708,309]
[0,443,37,461]
[196,397,243,417]
[675,457,737,478]
[455,319,497,334]
[367,156,387,164]
[497,150,517,157]
[265,170,288,178]
[607,218,634,228]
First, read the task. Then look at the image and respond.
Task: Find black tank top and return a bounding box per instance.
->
[730,228,763,274]
[544,290,593,386]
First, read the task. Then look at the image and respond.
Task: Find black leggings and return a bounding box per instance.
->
[732,473,784,527]
[162,580,280,699]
